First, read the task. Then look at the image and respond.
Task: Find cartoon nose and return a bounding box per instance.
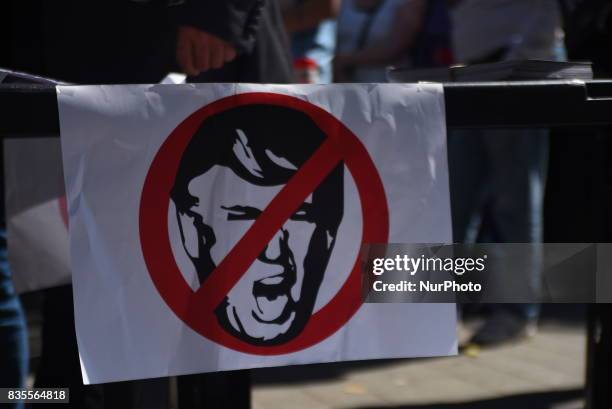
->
[262,228,287,261]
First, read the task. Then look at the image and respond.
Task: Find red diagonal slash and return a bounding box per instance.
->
[191,135,345,313]
[141,92,389,354]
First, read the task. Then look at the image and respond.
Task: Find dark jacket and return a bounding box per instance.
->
[3,0,293,84]
[185,0,294,83]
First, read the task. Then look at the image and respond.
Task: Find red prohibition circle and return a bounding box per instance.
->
[140,92,389,355]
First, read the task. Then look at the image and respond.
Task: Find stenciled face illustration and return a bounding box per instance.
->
[180,164,319,342]
[171,104,344,345]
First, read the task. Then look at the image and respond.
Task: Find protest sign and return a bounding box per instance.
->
[58,83,456,384]
[4,137,70,293]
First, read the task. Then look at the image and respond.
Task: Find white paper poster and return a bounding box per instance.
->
[4,138,71,293]
[58,83,457,384]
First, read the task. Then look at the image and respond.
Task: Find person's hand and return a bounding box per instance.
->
[176,26,237,76]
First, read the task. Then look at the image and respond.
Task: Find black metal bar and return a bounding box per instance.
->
[0,84,58,136]
[444,80,612,128]
[3,80,612,137]
[2,80,611,409]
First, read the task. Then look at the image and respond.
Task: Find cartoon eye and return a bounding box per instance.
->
[291,203,314,222]
[221,205,261,220]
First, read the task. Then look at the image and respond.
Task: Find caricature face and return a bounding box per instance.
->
[171,105,344,345]
[178,164,334,343]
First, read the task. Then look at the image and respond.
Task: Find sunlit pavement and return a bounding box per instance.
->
[252,306,585,409]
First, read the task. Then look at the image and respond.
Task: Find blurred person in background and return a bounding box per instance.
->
[281,0,340,83]
[448,0,566,347]
[0,233,27,409]
[3,1,291,408]
[334,0,452,82]
[183,0,293,83]
[2,18,31,409]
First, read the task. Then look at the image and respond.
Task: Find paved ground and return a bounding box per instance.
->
[251,305,586,409]
[22,297,587,409]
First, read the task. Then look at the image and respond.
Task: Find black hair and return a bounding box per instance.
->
[171,104,343,234]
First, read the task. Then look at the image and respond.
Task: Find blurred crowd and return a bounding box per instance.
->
[1,0,612,408]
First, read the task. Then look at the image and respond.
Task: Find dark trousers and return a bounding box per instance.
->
[448,129,549,319]
[0,273,28,409]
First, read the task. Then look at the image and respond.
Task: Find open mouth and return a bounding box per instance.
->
[252,271,296,323]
